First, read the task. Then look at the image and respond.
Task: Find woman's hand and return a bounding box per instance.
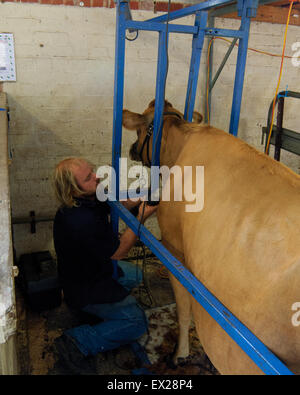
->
[137,201,158,223]
[121,198,141,210]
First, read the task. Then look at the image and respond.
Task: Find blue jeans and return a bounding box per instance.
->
[65,261,147,356]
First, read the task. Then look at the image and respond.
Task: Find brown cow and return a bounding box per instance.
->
[122,100,300,375]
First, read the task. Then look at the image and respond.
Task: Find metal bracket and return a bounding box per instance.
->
[278,85,289,98]
[30,211,36,234]
[247,0,259,17]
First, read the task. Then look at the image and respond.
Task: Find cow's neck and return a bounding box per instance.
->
[160,122,188,167]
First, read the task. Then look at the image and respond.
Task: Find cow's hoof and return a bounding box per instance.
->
[164,353,178,370]
[176,355,193,366]
[164,343,179,369]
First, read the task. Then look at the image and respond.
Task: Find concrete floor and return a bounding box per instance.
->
[15,249,218,375]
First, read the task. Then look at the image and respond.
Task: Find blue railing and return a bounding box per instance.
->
[110,0,294,375]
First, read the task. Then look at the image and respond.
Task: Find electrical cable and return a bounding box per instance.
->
[140,243,155,308]
[213,36,297,60]
[134,201,155,309]
[137,200,146,239]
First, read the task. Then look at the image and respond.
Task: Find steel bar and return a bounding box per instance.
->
[125,20,198,34]
[12,216,54,225]
[151,30,169,169]
[229,0,252,135]
[262,125,300,156]
[205,15,215,123]
[185,11,208,121]
[263,90,300,157]
[210,37,238,91]
[211,0,276,17]
[145,0,235,23]
[125,20,243,39]
[274,96,284,161]
[111,0,127,278]
[204,27,244,38]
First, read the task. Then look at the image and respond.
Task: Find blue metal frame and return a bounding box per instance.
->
[185,11,208,122]
[111,0,294,374]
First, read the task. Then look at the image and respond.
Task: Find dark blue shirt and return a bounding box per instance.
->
[53,197,129,308]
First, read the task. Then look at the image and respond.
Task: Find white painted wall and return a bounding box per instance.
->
[212,17,300,172]
[0,91,18,374]
[0,2,299,261]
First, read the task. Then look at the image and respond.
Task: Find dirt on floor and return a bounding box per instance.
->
[15,248,218,376]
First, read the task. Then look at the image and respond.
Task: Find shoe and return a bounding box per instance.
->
[53,334,97,375]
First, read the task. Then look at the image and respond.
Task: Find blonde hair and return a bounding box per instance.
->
[53,157,95,208]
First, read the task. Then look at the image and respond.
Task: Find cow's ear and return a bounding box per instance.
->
[165,100,173,109]
[148,99,155,108]
[122,110,147,130]
[148,99,173,109]
[193,111,203,123]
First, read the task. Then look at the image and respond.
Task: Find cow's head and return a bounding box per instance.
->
[122,99,202,166]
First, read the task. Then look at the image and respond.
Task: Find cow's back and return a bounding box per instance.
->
[158,125,300,374]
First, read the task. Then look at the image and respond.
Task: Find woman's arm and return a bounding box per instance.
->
[120,198,141,211]
[110,203,157,260]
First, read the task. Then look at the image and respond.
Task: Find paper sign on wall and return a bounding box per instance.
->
[0,33,16,82]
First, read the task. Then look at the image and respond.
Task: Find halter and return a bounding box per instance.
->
[138,111,182,166]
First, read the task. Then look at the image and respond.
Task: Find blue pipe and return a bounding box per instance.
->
[184,11,208,121]
[229,0,252,135]
[151,30,169,168]
[111,0,127,279]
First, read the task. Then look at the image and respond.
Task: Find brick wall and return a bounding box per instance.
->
[0,2,299,257]
[0,0,187,11]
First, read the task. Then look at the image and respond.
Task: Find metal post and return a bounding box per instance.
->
[229,0,254,136]
[205,15,214,124]
[151,30,169,168]
[210,37,238,91]
[275,97,284,161]
[184,11,208,121]
[206,35,238,123]
[111,0,127,278]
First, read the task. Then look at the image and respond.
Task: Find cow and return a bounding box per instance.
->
[122,99,300,375]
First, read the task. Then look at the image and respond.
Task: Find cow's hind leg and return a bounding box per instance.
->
[168,272,192,364]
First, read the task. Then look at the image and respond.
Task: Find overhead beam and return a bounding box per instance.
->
[219,4,300,26]
[264,0,300,6]
[211,0,277,16]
